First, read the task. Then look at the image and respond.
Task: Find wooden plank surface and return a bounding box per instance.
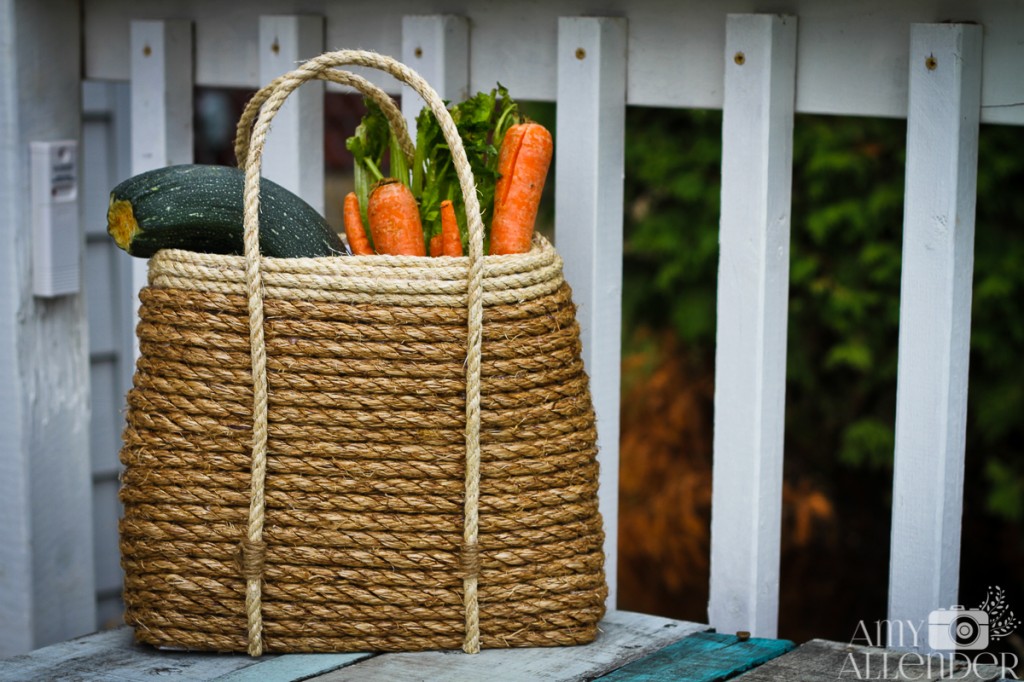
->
[733,639,1010,681]
[307,611,706,682]
[0,627,372,682]
[0,612,706,682]
[596,632,794,682]
[887,23,983,643]
[4,628,1014,682]
[0,628,255,682]
[708,13,797,641]
[212,653,373,681]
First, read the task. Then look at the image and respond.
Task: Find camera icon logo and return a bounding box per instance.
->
[928,606,990,651]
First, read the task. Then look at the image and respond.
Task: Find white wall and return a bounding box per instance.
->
[0,0,97,655]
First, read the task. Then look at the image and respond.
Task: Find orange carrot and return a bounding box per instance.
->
[343,192,374,255]
[368,180,426,256]
[440,200,463,257]
[429,233,443,257]
[489,122,552,255]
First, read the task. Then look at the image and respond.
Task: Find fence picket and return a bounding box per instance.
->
[887,23,983,649]
[708,14,797,639]
[258,15,325,214]
[555,16,628,610]
[128,20,193,358]
[401,16,469,138]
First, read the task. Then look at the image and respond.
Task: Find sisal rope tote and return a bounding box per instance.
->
[118,50,606,656]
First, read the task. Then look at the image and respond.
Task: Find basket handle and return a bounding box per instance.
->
[233,68,416,172]
[241,51,485,260]
[238,50,486,658]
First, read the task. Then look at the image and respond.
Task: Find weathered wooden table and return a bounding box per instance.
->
[0,611,1012,681]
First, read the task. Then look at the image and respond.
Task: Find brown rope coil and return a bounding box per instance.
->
[118,50,605,656]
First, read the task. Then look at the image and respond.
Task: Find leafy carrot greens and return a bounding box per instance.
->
[413,85,520,253]
[345,85,520,254]
[345,100,397,233]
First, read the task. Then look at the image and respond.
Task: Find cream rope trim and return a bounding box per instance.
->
[148,274,564,309]
[148,255,565,303]
[261,237,558,276]
[153,233,559,279]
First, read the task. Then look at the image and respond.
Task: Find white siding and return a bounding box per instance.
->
[0,0,95,654]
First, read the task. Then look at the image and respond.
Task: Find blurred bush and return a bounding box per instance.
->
[619,105,1024,639]
[623,105,1024,519]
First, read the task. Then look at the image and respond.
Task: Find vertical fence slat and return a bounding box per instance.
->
[708,14,797,639]
[258,15,324,214]
[129,20,193,175]
[555,16,627,610]
[888,23,983,649]
[129,20,193,356]
[401,16,469,137]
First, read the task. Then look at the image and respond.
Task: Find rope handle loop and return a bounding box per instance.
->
[238,50,485,657]
[234,67,415,172]
[240,50,485,263]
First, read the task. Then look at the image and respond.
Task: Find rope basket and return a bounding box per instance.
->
[118,50,606,656]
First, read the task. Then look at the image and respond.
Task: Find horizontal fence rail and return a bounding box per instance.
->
[85,0,1024,125]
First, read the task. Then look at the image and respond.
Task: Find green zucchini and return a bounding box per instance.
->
[108,164,348,258]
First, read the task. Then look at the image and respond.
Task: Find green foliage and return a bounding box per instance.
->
[623,108,1024,519]
[966,124,1024,519]
[985,458,1024,521]
[623,108,722,349]
[345,100,392,230]
[346,88,520,253]
[785,116,905,479]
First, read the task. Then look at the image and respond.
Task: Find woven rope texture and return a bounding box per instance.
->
[120,238,607,652]
[118,49,605,655]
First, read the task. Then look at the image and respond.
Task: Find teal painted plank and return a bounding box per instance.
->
[596,632,794,682]
[213,653,374,682]
[732,639,1009,681]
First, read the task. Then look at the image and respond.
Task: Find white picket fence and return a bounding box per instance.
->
[1,0,1021,656]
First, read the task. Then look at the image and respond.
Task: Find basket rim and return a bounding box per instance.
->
[146,235,565,307]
